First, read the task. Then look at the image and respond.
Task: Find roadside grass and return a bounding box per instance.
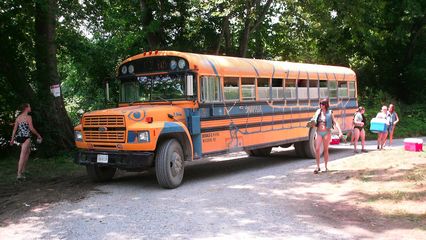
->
[348,149,426,224]
[0,151,84,185]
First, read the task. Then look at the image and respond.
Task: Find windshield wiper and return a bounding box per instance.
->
[152,95,172,103]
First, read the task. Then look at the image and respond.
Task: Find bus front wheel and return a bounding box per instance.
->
[86,165,116,182]
[155,139,185,189]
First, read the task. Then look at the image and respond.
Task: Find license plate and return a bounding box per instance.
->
[97,154,108,163]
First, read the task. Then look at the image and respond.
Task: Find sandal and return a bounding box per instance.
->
[361,149,368,153]
[314,168,320,174]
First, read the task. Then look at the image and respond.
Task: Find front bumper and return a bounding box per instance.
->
[75,150,155,171]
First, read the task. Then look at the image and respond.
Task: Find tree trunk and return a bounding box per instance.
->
[238,0,273,57]
[139,0,163,49]
[34,0,74,153]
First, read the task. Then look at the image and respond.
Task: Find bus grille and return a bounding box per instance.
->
[83,115,126,143]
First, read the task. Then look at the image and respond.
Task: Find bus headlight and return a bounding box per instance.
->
[128,64,134,74]
[75,131,83,142]
[138,131,150,142]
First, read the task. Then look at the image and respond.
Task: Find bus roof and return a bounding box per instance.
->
[122,51,356,81]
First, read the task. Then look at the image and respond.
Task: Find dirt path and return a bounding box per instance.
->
[285,147,426,239]
[0,172,95,225]
[1,138,425,239]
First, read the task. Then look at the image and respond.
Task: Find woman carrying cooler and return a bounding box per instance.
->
[376,105,389,150]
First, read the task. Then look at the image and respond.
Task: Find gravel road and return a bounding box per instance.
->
[1,138,422,240]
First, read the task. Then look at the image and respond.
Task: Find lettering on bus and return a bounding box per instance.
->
[202,132,219,143]
[239,105,263,114]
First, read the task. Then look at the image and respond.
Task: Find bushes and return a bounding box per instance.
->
[359,87,426,139]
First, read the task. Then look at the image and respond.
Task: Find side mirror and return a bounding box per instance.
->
[186,75,194,96]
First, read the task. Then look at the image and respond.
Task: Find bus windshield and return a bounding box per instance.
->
[120,73,189,103]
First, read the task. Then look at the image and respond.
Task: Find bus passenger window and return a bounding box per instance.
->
[297,79,308,99]
[309,80,319,99]
[257,78,270,100]
[328,80,337,99]
[338,81,348,98]
[201,76,221,102]
[320,80,328,98]
[349,81,356,98]
[272,78,283,99]
[241,78,255,101]
[224,77,239,101]
[284,79,296,99]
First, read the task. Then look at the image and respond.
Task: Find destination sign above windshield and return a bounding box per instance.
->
[118,56,189,77]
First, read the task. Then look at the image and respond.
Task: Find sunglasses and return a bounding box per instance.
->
[320,102,327,105]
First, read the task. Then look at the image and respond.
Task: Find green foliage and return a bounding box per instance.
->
[359,89,426,139]
[0,0,425,156]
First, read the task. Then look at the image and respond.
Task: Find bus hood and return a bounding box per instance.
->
[83,104,187,123]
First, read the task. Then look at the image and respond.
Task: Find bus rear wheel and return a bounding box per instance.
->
[245,147,272,157]
[294,128,323,159]
[294,142,307,158]
[86,165,116,182]
[155,139,185,189]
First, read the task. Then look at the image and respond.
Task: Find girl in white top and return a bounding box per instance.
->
[376,105,389,150]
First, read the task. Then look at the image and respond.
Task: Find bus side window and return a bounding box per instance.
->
[241,77,255,101]
[224,77,239,101]
[309,80,319,99]
[297,79,308,100]
[284,79,296,99]
[349,81,356,98]
[272,78,283,100]
[338,81,348,98]
[328,80,337,99]
[201,76,221,102]
[257,78,270,100]
[320,80,328,98]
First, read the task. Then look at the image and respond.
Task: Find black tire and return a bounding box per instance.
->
[294,142,307,158]
[245,150,256,156]
[155,139,185,189]
[303,128,323,159]
[245,147,272,157]
[86,165,116,182]
[279,143,292,148]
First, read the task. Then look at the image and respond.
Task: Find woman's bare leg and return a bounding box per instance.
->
[360,129,366,150]
[353,128,360,152]
[17,139,30,176]
[381,132,388,149]
[389,126,395,146]
[315,133,322,170]
[22,140,31,173]
[323,133,331,170]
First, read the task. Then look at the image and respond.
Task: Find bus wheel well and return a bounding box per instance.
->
[157,133,192,162]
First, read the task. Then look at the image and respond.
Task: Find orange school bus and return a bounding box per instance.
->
[74,51,358,188]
